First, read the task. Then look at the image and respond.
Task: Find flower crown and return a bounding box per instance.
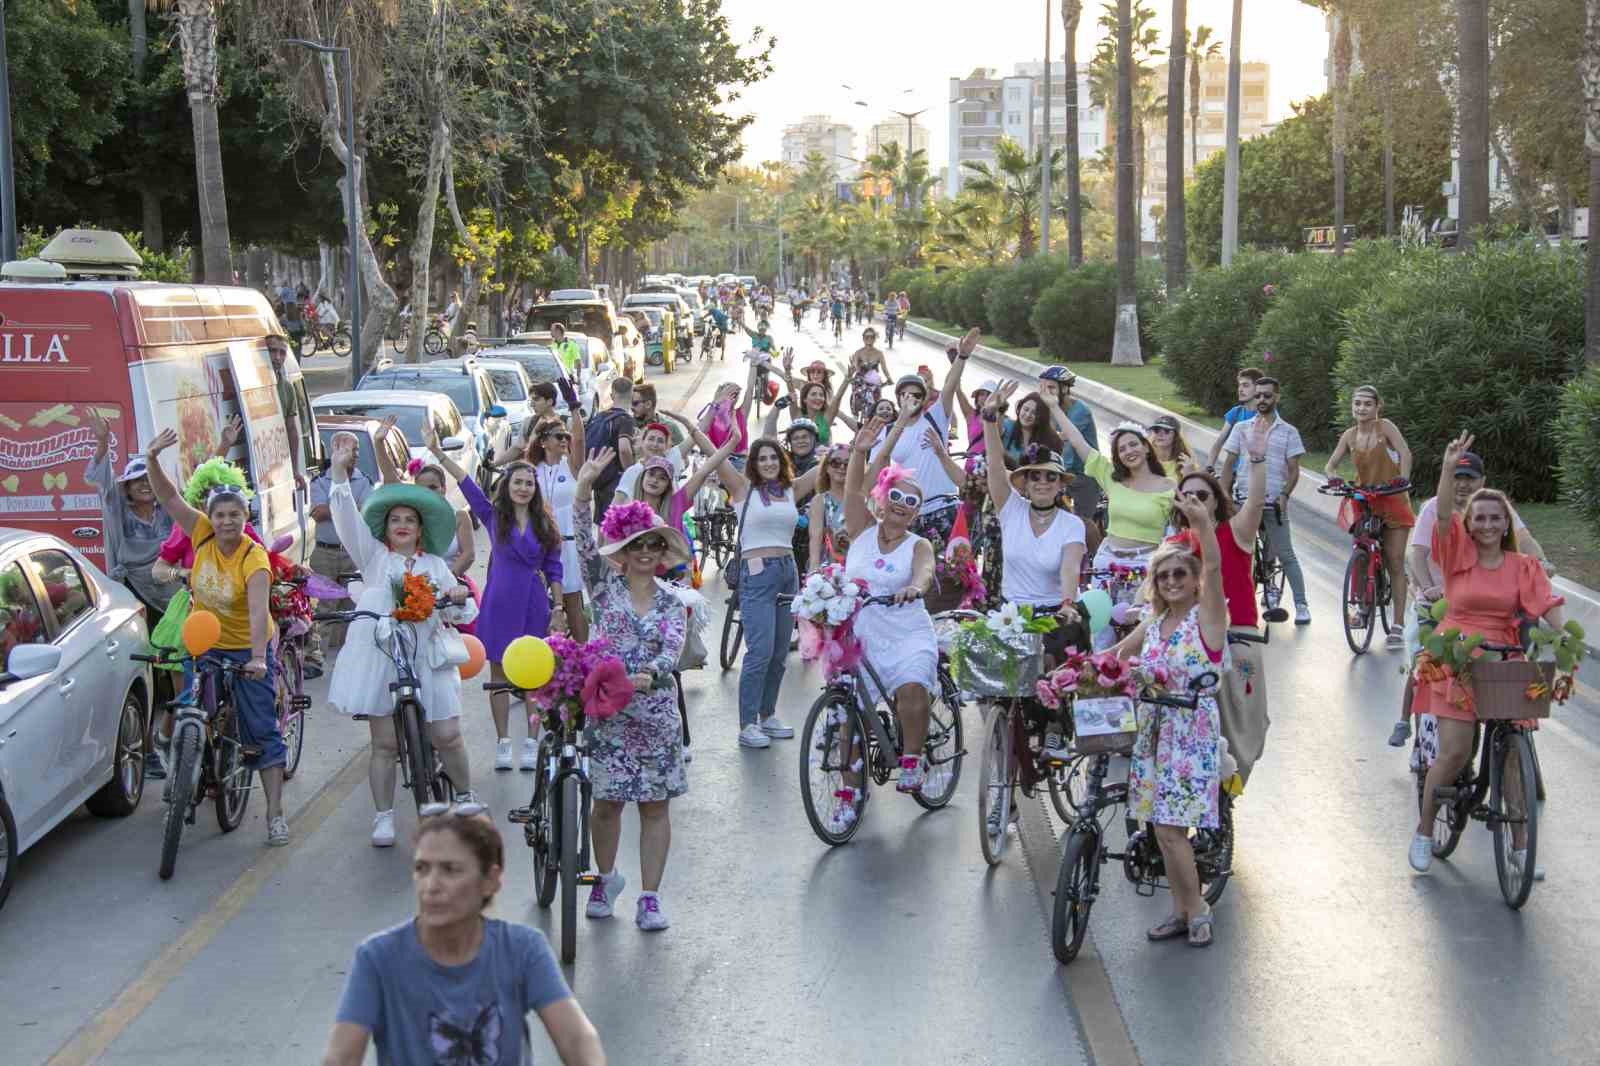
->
[1163,529,1202,557]
[1110,420,1148,439]
[183,458,253,508]
[600,499,658,542]
[871,462,916,505]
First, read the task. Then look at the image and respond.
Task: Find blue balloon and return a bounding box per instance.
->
[1080,589,1114,634]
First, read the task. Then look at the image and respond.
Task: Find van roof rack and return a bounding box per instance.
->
[36,228,143,278]
[0,257,69,282]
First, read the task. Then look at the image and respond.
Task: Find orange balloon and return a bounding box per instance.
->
[459,633,487,679]
[181,610,221,656]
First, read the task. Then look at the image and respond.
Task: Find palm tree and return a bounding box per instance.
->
[1167,3,1188,293]
[1221,0,1242,264]
[1457,0,1490,250]
[1331,6,1352,255]
[1111,0,1142,365]
[1062,0,1086,265]
[147,0,231,282]
[961,137,1061,259]
[1187,24,1222,170]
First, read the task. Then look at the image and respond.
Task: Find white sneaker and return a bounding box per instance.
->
[494,738,513,771]
[1408,832,1433,873]
[1510,849,1547,883]
[1263,586,1281,610]
[1295,604,1312,626]
[1041,730,1070,762]
[636,892,670,931]
[738,723,771,748]
[682,745,694,764]
[371,809,396,847]
[585,869,626,919]
[1385,628,1405,649]
[266,815,290,847]
[760,716,795,739]
[520,738,538,772]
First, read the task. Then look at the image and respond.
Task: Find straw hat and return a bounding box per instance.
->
[597,500,691,568]
[361,483,457,556]
[1008,443,1069,495]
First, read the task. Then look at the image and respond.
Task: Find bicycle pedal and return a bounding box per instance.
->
[352,713,370,721]
[506,807,534,824]
[241,746,263,759]
[576,873,600,886]
[290,696,313,711]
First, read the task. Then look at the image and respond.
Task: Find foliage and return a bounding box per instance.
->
[1490,0,1588,229]
[960,137,1062,261]
[1152,251,1305,414]
[953,265,1004,333]
[1029,258,1164,362]
[985,255,1071,347]
[1335,242,1586,501]
[928,270,964,323]
[1239,241,1409,449]
[1554,367,1600,549]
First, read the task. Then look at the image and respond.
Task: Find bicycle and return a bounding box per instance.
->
[269,575,317,780]
[495,683,597,964]
[700,321,727,361]
[831,313,844,344]
[132,650,259,881]
[1082,565,1149,642]
[387,310,447,357]
[1049,675,1231,963]
[795,595,967,845]
[1413,640,1545,909]
[883,314,898,349]
[1318,478,1411,654]
[314,608,454,813]
[298,321,353,358]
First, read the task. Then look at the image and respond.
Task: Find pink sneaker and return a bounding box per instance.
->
[896,755,926,793]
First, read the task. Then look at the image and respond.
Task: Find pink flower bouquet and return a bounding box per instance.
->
[526,634,631,732]
[791,563,869,679]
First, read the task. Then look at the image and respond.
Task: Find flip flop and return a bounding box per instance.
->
[1147,914,1188,941]
[1187,911,1214,948]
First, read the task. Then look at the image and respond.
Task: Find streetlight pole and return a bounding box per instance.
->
[285,38,362,388]
[0,1,19,262]
[1041,0,1052,255]
[887,108,929,209]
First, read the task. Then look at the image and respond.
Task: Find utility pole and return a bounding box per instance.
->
[1041,0,1052,256]
[1220,0,1243,265]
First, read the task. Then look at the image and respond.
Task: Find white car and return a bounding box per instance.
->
[358,361,511,482]
[474,357,535,436]
[311,389,479,512]
[0,530,151,908]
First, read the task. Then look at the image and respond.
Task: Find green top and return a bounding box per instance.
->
[551,337,582,374]
[1084,451,1173,545]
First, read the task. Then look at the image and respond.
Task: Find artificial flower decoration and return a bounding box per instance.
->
[391,572,438,622]
[791,565,870,679]
[600,499,658,543]
[526,634,630,731]
[581,659,635,720]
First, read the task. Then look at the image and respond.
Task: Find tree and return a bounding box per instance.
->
[1587,0,1600,365]
[1111,0,1141,365]
[1091,2,1163,248]
[1062,0,1086,266]
[147,1,232,282]
[1166,3,1187,293]
[961,137,1061,260]
[1187,24,1221,171]
[1457,0,1490,249]
[1221,0,1242,264]
[1491,0,1587,238]
[1332,6,1352,255]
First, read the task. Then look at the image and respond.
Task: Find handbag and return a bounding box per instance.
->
[427,625,471,670]
[677,618,708,671]
[723,489,757,591]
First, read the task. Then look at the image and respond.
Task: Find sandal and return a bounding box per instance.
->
[1187,910,1214,948]
[1146,914,1188,941]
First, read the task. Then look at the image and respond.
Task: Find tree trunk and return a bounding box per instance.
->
[1585,0,1600,364]
[174,2,231,282]
[1166,0,1187,292]
[1383,96,1395,238]
[1457,0,1490,250]
[1190,52,1201,172]
[404,112,449,364]
[1063,0,1084,267]
[1220,0,1243,265]
[1332,10,1351,256]
[1112,0,1142,366]
[130,0,164,252]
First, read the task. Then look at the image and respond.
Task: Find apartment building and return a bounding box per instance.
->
[780,115,859,180]
[1144,58,1271,202]
[945,63,1108,199]
[866,117,931,159]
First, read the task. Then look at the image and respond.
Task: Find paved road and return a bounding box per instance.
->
[5,311,1599,1065]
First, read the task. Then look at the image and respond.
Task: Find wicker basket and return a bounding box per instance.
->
[1072,695,1139,756]
[1470,660,1555,720]
[951,630,1044,697]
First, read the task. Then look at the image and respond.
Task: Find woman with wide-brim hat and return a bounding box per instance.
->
[572,448,690,932]
[324,433,478,848]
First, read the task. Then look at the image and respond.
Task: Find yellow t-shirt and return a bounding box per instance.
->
[189,515,274,650]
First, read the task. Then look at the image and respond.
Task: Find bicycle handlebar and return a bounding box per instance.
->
[1318,478,1411,498]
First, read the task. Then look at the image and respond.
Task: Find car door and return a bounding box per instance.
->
[26,549,105,801]
[0,557,70,849]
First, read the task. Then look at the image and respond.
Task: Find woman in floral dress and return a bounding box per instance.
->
[1112,493,1229,948]
[572,446,689,933]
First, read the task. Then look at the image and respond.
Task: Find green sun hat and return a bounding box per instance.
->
[360,483,457,556]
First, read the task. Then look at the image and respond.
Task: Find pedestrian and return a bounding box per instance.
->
[323,432,478,846]
[323,813,606,1066]
[1217,376,1310,624]
[572,450,691,931]
[1147,414,1196,474]
[1205,367,1263,473]
[315,292,340,330]
[806,444,853,569]
[583,377,637,515]
[425,425,564,775]
[529,407,589,643]
[501,381,561,463]
[549,322,583,384]
[307,450,375,667]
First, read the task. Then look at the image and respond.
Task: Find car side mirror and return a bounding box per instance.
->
[440,435,467,452]
[487,405,508,419]
[6,643,62,681]
[614,325,626,336]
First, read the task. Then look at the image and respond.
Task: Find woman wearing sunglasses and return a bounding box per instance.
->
[572,449,691,931]
[807,444,854,569]
[1109,493,1230,949]
[529,412,588,642]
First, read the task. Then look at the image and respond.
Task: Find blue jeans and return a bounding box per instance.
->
[201,648,287,771]
[736,555,797,727]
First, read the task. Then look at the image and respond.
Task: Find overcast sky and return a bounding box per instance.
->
[718,0,1332,171]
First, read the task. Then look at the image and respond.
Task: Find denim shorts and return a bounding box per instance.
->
[200,648,287,771]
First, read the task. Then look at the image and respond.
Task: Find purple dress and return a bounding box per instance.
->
[461,477,563,660]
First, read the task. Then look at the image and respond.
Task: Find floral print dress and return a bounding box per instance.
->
[574,499,688,803]
[1128,605,1224,829]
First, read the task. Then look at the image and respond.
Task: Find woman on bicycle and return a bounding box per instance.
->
[807,445,853,569]
[143,429,290,848]
[1111,493,1229,948]
[1147,415,1196,474]
[571,450,690,931]
[1323,384,1415,648]
[425,426,564,775]
[527,409,588,641]
[781,349,851,441]
[1407,432,1565,876]
[1001,391,1064,467]
[325,813,605,1066]
[324,433,477,846]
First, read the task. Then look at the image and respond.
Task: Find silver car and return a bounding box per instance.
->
[0,530,151,909]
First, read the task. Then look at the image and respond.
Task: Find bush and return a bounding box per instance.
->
[900,267,937,320]
[1152,251,1304,414]
[984,254,1070,347]
[1032,263,1117,361]
[1240,241,1408,449]
[954,264,1002,332]
[882,267,918,296]
[1335,241,1585,501]
[1556,367,1600,548]
[1135,258,1167,356]
[925,269,959,323]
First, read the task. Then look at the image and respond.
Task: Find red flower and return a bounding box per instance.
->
[581,659,635,720]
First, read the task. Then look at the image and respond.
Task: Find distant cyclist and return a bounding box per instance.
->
[883,298,900,349]
[829,289,846,341]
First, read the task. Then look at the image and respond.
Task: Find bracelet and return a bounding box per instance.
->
[1249,456,1266,464]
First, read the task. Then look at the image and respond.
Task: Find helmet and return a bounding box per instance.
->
[1039,365,1076,384]
[894,373,928,395]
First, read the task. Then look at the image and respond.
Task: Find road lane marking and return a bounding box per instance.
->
[44,746,371,1066]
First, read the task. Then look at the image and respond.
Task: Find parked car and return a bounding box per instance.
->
[522,299,644,386]
[621,292,693,354]
[473,358,535,432]
[675,287,708,334]
[311,389,478,509]
[475,343,574,415]
[509,331,615,414]
[0,530,151,908]
[312,414,412,487]
[546,288,600,302]
[355,360,510,482]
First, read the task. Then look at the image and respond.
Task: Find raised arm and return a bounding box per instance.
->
[424,421,471,485]
[326,433,385,570]
[677,429,740,501]
[807,494,827,570]
[1054,396,1096,462]
[572,447,614,595]
[1435,432,1473,526]
[869,404,918,485]
[374,416,404,484]
[844,416,885,539]
[1173,494,1229,650]
[792,464,822,501]
[427,423,491,527]
[566,400,586,471]
[1228,415,1270,547]
[735,360,759,418]
[981,381,1020,511]
[940,327,980,414]
[142,429,203,537]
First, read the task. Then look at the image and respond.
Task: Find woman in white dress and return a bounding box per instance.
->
[324,433,479,847]
[529,411,588,642]
[841,415,939,794]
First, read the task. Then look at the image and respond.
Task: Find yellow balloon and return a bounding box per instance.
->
[503,635,555,690]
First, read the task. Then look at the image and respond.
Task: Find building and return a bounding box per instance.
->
[946,63,1108,199]
[780,115,859,180]
[866,116,931,160]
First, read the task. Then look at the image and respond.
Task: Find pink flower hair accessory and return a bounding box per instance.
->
[601,500,658,542]
[870,462,916,505]
[406,457,425,477]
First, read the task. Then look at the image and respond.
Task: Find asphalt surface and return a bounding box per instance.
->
[5,307,1599,1065]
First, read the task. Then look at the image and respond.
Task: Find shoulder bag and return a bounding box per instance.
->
[722,488,757,591]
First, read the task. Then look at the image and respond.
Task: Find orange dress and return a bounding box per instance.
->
[1337,430,1415,531]
[1411,514,1562,723]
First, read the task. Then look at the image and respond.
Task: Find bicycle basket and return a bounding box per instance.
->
[950,630,1044,697]
[1072,696,1138,756]
[1469,660,1556,720]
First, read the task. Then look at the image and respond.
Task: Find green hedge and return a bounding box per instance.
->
[985,254,1070,347]
[1153,251,1304,415]
[1556,367,1600,548]
[954,265,1002,332]
[1335,241,1586,501]
[1028,259,1167,363]
[928,270,962,323]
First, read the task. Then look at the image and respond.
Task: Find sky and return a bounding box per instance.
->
[717,0,1332,173]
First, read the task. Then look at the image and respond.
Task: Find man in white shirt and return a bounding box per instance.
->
[1218,376,1311,624]
[315,293,340,329]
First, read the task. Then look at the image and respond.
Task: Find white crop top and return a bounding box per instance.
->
[739,488,799,551]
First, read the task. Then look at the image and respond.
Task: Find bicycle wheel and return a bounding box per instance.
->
[1197,792,1235,905]
[976,704,1013,865]
[388,327,406,354]
[213,714,253,833]
[913,672,964,810]
[799,692,870,845]
[158,722,202,881]
[719,597,743,671]
[559,774,579,964]
[1491,730,1539,909]
[331,327,353,357]
[1342,553,1377,655]
[1051,828,1100,964]
[1415,763,1468,859]
[712,513,735,569]
[423,328,447,356]
[399,701,432,814]
[531,738,559,907]
[1047,756,1093,822]
[278,642,306,780]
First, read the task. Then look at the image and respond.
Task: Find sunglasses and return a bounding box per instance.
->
[624,535,668,554]
[419,800,489,818]
[1025,470,1062,483]
[886,487,921,509]
[542,432,571,442]
[1183,488,1212,502]
[1149,426,1175,435]
[1154,568,1192,585]
[826,459,848,469]
[1254,392,1276,402]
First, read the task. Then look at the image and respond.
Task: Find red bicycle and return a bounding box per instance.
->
[1318,478,1411,655]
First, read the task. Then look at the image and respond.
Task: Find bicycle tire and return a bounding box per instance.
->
[1491,730,1538,909]
[213,708,253,832]
[1198,792,1235,905]
[279,642,306,780]
[1047,757,1093,822]
[719,598,743,671]
[400,701,432,814]
[913,672,964,810]
[1051,828,1100,964]
[331,327,353,357]
[976,704,1013,866]
[158,722,202,880]
[388,329,406,355]
[1342,552,1377,655]
[799,692,869,846]
[559,774,579,964]
[531,737,559,907]
[423,328,447,357]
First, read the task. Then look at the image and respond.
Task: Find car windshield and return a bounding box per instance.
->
[485,348,562,382]
[525,305,608,343]
[359,372,477,414]
[316,404,427,445]
[486,368,527,401]
[679,292,703,310]
[316,427,379,479]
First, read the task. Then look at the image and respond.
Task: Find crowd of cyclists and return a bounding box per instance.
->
[73,282,1577,1062]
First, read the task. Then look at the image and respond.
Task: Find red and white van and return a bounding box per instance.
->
[0,234,318,566]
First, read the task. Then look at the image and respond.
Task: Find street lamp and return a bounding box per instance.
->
[284,38,362,388]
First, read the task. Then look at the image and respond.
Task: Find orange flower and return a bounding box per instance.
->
[1524,681,1549,701]
[393,572,437,622]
